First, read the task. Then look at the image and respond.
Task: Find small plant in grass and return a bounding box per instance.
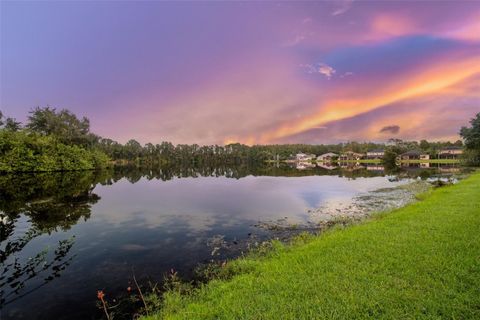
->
[290,231,315,245]
[163,269,194,295]
[330,215,357,227]
[194,260,233,283]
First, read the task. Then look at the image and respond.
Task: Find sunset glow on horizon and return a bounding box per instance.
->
[1,1,479,145]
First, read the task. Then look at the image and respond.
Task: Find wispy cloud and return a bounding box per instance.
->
[332,0,354,16]
[284,34,306,47]
[301,63,336,79]
[340,71,354,78]
[302,17,312,24]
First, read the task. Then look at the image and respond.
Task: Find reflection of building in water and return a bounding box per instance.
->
[396,161,462,178]
[366,165,385,172]
[437,162,461,173]
[400,162,421,168]
[339,162,365,171]
[438,166,461,173]
[438,146,463,159]
[317,152,338,162]
[317,162,337,170]
[296,162,316,170]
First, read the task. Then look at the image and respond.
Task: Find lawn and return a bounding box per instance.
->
[144,171,480,320]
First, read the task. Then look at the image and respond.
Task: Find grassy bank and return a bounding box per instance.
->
[144,171,480,320]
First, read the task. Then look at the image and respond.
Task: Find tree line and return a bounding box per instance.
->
[1,107,479,172]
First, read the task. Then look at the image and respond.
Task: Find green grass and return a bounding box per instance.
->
[144,171,480,320]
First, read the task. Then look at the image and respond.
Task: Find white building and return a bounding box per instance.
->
[296,153,316,162]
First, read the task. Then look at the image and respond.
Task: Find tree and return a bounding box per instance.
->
[460,112,480,150]
[124,139,142,160]
[460,112,480,165]
[0,111,22,131]
[4,117,22,131]
[27,106,98,146]
[419,139,430,151]
[383,145,404,168]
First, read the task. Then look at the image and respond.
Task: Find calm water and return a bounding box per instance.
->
[0,163,463,319]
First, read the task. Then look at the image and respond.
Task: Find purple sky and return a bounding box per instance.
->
[1,1,480,145]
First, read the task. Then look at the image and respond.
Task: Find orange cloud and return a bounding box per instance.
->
[369,13,418,40]
[448,13,480,41]
[260,54,480,143]
[366,11,480,43]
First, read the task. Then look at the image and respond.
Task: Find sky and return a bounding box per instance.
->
[1,0,479,145]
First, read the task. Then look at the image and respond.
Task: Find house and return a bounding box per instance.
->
[317,152,338,162]
[397,150,429,161]
[366,149,385,159]
[438,146,463,159]
[295,153,316,162]
[339,151,365,161]
[317,163,337,170]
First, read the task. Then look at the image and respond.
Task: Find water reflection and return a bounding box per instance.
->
[0,163,465,319]
[0,172,103,308]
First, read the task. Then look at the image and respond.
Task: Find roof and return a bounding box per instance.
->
[367,149,385,153]
[318,152,338,157]
[401,150,425,156]
[296,153,315,157]
[440,146,462,150]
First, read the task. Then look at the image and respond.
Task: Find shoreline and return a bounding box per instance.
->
[141,170,480,320]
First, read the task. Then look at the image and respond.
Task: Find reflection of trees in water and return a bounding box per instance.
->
[0,236,74,307]
[109,163,392,182]
[0,171,104,307]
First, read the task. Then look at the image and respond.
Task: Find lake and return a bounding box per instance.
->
[0,163,464,319]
